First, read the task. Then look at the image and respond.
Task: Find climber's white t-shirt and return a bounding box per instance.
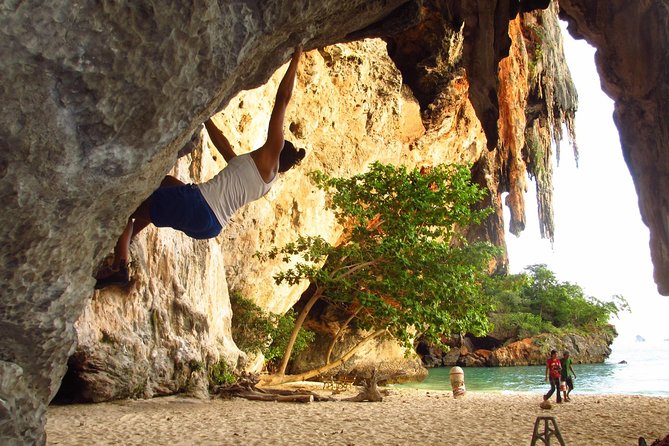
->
[197,153,276,226]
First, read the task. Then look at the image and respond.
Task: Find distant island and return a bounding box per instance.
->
[418,265,626,368]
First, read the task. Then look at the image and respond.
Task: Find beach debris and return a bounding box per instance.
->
[449,366,466,398]
[342,368,401,403]
[322,374,356,394]
[539,400,552,410]
[342,369,384,402]
[212,373,334,403]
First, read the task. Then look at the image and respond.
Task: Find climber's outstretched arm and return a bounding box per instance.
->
[264,44,303,157]
[205,118,237,163]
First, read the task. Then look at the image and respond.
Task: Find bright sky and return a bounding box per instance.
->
[503,23,669,343]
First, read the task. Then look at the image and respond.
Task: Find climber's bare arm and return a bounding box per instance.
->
[262,44,303,159]
[205,118,237,162]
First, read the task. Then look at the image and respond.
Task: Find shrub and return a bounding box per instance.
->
[208,360,237,386]
[230,293,315,370]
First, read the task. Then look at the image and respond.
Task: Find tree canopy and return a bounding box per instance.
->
[257,162,500,382]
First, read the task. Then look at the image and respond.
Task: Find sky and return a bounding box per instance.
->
[502,23,669,344]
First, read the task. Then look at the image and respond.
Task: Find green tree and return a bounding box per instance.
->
[229,293,315,371]
[257,162,500,385]
[486,264,629,337]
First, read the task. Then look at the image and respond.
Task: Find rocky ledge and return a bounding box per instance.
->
[418,329,615,367]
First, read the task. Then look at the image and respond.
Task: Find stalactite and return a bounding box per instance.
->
[519,2,578,243]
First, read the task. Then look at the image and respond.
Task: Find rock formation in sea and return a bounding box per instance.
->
[2,1,668,444]
[417,329,616,367]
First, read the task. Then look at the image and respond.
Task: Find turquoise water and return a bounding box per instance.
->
[399,340,669,397]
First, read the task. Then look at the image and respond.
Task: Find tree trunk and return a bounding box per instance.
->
[235,392,315,403]
[325,307,362,364]
[261,329,386,386]
[213,374,334,402]
[277,287,324,376]
[278,259,379,376]
[343,369,383,402]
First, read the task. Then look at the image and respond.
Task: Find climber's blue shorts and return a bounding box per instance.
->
[149,184,222,240]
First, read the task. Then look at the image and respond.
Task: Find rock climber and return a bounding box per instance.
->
[95,44,305,289]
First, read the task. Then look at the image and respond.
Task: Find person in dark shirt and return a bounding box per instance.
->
[561,350,576,401]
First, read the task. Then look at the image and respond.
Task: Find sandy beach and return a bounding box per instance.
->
[46,386,669,446]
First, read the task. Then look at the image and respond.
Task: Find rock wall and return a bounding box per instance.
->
[488,331,614,366]
[0,2,418,443]
[64,38,425,403]
[285,4,577,380]
[419,330,614,367]
[558,0,669,294]
[57,5,577,404]
[2,1,668,444]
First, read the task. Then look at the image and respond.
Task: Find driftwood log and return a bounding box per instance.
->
[213,374,334,403]
[342,369,404,403]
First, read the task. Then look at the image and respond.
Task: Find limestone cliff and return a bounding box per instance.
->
[61,39,425,402]
[2,1,669,444]
[488,331,614,366]
[558,0,669,295]
[63,3,576,397]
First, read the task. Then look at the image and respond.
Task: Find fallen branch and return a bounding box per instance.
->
[212,373,334,403]
[342,368,404,403]
[235,392,314,403]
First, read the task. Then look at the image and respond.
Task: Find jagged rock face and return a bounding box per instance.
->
[0,2,416,443]
[558,0,669,294]
[387,2,576,260]
[284,5,574,379]
[418,330,615,367]
[488,331,615,366]
[1,1,668,444]
[63,38,425,404]
[217,41,422,315]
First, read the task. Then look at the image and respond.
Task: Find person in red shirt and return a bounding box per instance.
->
[544,349,563,403]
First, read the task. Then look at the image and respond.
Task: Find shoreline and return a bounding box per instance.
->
[46,386,669,446]
[401,362,669,398]
[398,387,669,398]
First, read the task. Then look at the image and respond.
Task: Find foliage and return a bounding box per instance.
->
[230,293,275,354]
[229,293,315,367]
[257,162,501,358]
[188,360,205,373]
[485,264,629,338]
[208,360,237,386]
[263,308,315,366]
[490,312,554,339]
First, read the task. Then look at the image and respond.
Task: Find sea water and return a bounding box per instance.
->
[398,339,669,397]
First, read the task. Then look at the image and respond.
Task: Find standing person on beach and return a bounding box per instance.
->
[561,350,576,401]
[544,349,562,403]
[95,44,306,289]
